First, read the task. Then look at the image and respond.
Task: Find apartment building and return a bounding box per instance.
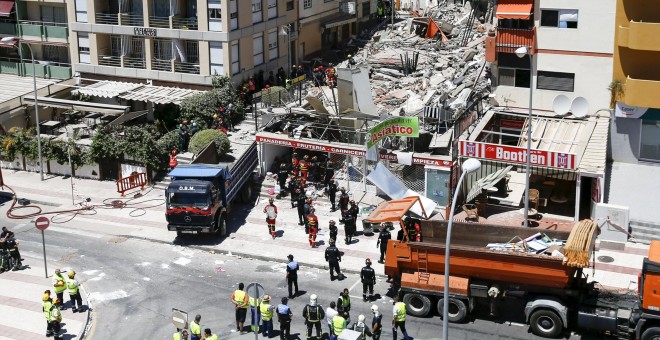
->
[486,0,615,113]
[609,0,660,164]
[66,0,297,87]
[297,0,375,60]
[0,0,72,79]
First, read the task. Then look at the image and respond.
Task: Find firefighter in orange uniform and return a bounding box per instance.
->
[299,155,310,188]
[307,208,319,248]
[326,63,337,88]
[263,198,278,239]
[169,149,178,170]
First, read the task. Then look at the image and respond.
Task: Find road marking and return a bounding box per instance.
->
[12,223,28,231]
[349,278,361,292]
[47,226,104,239]
[87,290,128,303]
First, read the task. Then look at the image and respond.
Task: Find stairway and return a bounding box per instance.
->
[630,219,660,244]
[153,152,194,190]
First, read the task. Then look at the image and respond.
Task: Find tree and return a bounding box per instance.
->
[188,129,231,159]
[89,124,169,172]
[179,75,245,128]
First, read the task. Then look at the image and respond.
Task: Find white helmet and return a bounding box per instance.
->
[358,314,365,323]
[310,294,318,306]
[371,305,379,314]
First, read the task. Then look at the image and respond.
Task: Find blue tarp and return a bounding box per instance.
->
[168,164,232,180]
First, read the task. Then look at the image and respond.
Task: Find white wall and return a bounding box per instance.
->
[536,0,616,54]
[0,156,23,170]
[75,164,101,180]
[50,161,73,176]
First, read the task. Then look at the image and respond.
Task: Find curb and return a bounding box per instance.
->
[120,234,387,278]
[78,281,94,339]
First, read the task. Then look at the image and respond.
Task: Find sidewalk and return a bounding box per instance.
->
[0,262,89,339]
[0,169,651,290]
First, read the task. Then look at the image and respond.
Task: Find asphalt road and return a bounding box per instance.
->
[5,219,612,340]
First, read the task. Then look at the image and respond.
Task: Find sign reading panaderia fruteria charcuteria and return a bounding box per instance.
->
[134,27,157,37]
[367,117,419,148]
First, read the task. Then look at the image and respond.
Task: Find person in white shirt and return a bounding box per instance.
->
[326,301,338,336]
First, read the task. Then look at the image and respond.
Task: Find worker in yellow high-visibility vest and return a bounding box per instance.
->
[260,295,276,338]
[173,329,189,340]
[391,295,410,340]
[190,314,202,340]
[232,283,249,333]
[52,268,67,309]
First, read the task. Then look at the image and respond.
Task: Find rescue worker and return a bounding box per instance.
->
[211,114,221,129]
[324,161,335,188]
[6,235,21,271]
[392,295,411,340]
[52,269,67,309]
[324,240,344,281]
[326,63,337,88]
[349,200,359,221]
[260,295,276,338]
[342,210,356,245]
[0,237,9,273]
[277,163,289,195]
[309,156,320,188]
[67,271,83,312]
[361,259,376,302]
[348,54,356,68]
[173,329,189,340]
[327,179,338,212]
[250,294,261,333]
[371,305,383,340]
[179,120,191,151]
[203,328,218,340]
[290,65,298,79]
[263,197,278,239]
[312,67,321,86]
[286,254,299,298]
[377,223,392,264]
[299,155,310,188]
[351,315,373,340]
[336,289,351,325]
[377,1,384,20]
[169,149,178,170]
[331,312,346,340]
[42,290,53,337]
[190,121,200,136]
[303,197,314,234]
[303,294,325,340]
[49,297,64,339]
[295,189,307,225]
[318,66,326,86]
[277,297,293,340]
[248,76,256,93]
[328,220,338,244]
[190,314,202,340]
[307,208,319,248]
[232,283,249,333]
[325,301,338,336]
[291,153,300,177]
[338,188,350,214]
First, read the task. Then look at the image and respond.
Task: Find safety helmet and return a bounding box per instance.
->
[313,68,318,72]
[42,293,51,301]
[68,271,75,278]
[350,200,356,205]
[319,66,324,70]
[182,120,189,125]
[213,114,218,119]
[303,155,309,159]
[371,305,379,313]
[306,197,312,203]
[358,315,365,323]
[365,258,372,265]
[348,54,352,58]
[310,294,318,304]
[269,198,274,204]
[219,107,225,112]
[329,220,336,225]
[329,63,334,67]
[329,239,335,245]
[292,65,296,68]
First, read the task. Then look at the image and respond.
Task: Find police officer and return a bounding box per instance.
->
[336,289,351,325]
[371,305,383,340]
[302,294,325,340]
[286,254,299,298]
[324,240,344,281]
[342,210,356,245]
[376,223,392,264]
[324,161,335,188]
[66,271,83,312]
[338,188,350,213]
[349,200,359,221]
[392,295,411,340]
[296,190,307,226]
[309,156,320,188]
[278,163,289,195]
[190,314,202,340]
[328,220,338,243]
[361,259,376,302]
[351,315,373,340]
[277,297,293,340]
[327,180,338,212]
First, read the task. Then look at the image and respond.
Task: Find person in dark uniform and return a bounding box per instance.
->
[338,188,350,213]
[289,177,299,207]
[296,190,307,225]
[278,164,289,196]
[376,223,392,264]
[328,220,338,243]
[303,294,325,340]
[397,225,405,241]
[371,305,382,340]
[327,180,338,212]
[342,210,356,245]
[277,297,293,340]
[309,156,320,189]
[324,240,344,281]
[360,258,376,302]
[324,161,335,187]
[303,197,313,234]
[349,200,359,221]
[286,254,299,298]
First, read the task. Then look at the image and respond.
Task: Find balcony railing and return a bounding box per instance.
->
[123,56,146,69]
[149,16,170,28]
[495,27,536,54]
[99,55,121,67]
[120,13,144,26]
[172,17,198,30]
[174,60,200,74]
[152,58,171,71]
[18,20,69,39]
[96,13,119,25]
[0,21,17,35]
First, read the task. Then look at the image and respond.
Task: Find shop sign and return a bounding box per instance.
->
[256,135,451,168]
[615,102,660,120]
[367,117,419,148]
[458,141,576,169]
[134,27,157,37]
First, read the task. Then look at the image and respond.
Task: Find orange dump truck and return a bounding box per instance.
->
[374,197,660,339]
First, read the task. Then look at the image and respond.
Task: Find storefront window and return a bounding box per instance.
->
[640,120,660,162]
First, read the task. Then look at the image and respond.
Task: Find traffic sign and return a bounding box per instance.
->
[172,308,188,329]
[246,282,264,301]
[35,216,50,230]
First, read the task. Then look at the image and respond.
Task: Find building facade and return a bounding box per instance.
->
[66,0,297,87]
[609,0,660,164]
[486,0,615,114]
[0,0,72,79]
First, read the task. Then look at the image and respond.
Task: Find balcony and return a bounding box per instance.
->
[0,21,16,35]
[123,56,146,69]
[618,22,660,52]
[120,13,144,26]
[0,57,20,75]
[174,60,200,74]
[485,27,536,62]
[151,58,171,71]
[96,13,119,25]
[624,77,660,108]
[99,55,121,67]
[19,21,69,40]
[149,16,170,28]
[172,17,198,30]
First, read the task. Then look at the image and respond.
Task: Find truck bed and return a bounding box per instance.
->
[385,220,581,289]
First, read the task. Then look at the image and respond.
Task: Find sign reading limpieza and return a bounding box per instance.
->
[134,27,157,37]
[367,117,419,148]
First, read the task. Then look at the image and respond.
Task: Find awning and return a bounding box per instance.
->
[23,96,129,115]
[118,85,202,105]
[0,1,14,17]
[496,0,533,20]
[465,165,513,202]
[365,196,428,223]
[323,15,356,29]
[108,110,148,126]
[73,80,143,98]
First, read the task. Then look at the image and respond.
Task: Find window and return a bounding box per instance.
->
[111,35,122,56]
[75,0,88,22]
[231,40,239,74]
[268,0,277,19]
[210,41,224,75]
[304,0,312,9]
[78,32,90,64]
[268,29,277,61]
[185,41,199,63]
[286,1,294,11]
[640,120,660,162]
[537,71,575,92]
[208,7,222,31]
[498,68,530,88]
[230,0,238,30]
[43,45,69,64]
[362,2,371,18]
[41,6,67,24]
[252,0,262,23]
[541,9,578,29]
[253,33,264,66]
[154,38,173,60]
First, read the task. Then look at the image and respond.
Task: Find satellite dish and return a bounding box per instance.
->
[552,95,571,115]
[571,97,589,117]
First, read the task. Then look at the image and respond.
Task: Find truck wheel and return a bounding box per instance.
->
[402,293,431,317]
[218,215,227,237]
[642,327,660,340]
[240,184,252,203]
[437,298,467,323]
[530,309,563,338]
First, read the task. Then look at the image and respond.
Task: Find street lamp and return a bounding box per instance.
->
[279,25,292,77]
[443,157,481,340]
[1,36,44,181]
[515,46,533,228]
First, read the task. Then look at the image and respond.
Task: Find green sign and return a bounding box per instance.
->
[367,117,419,148]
